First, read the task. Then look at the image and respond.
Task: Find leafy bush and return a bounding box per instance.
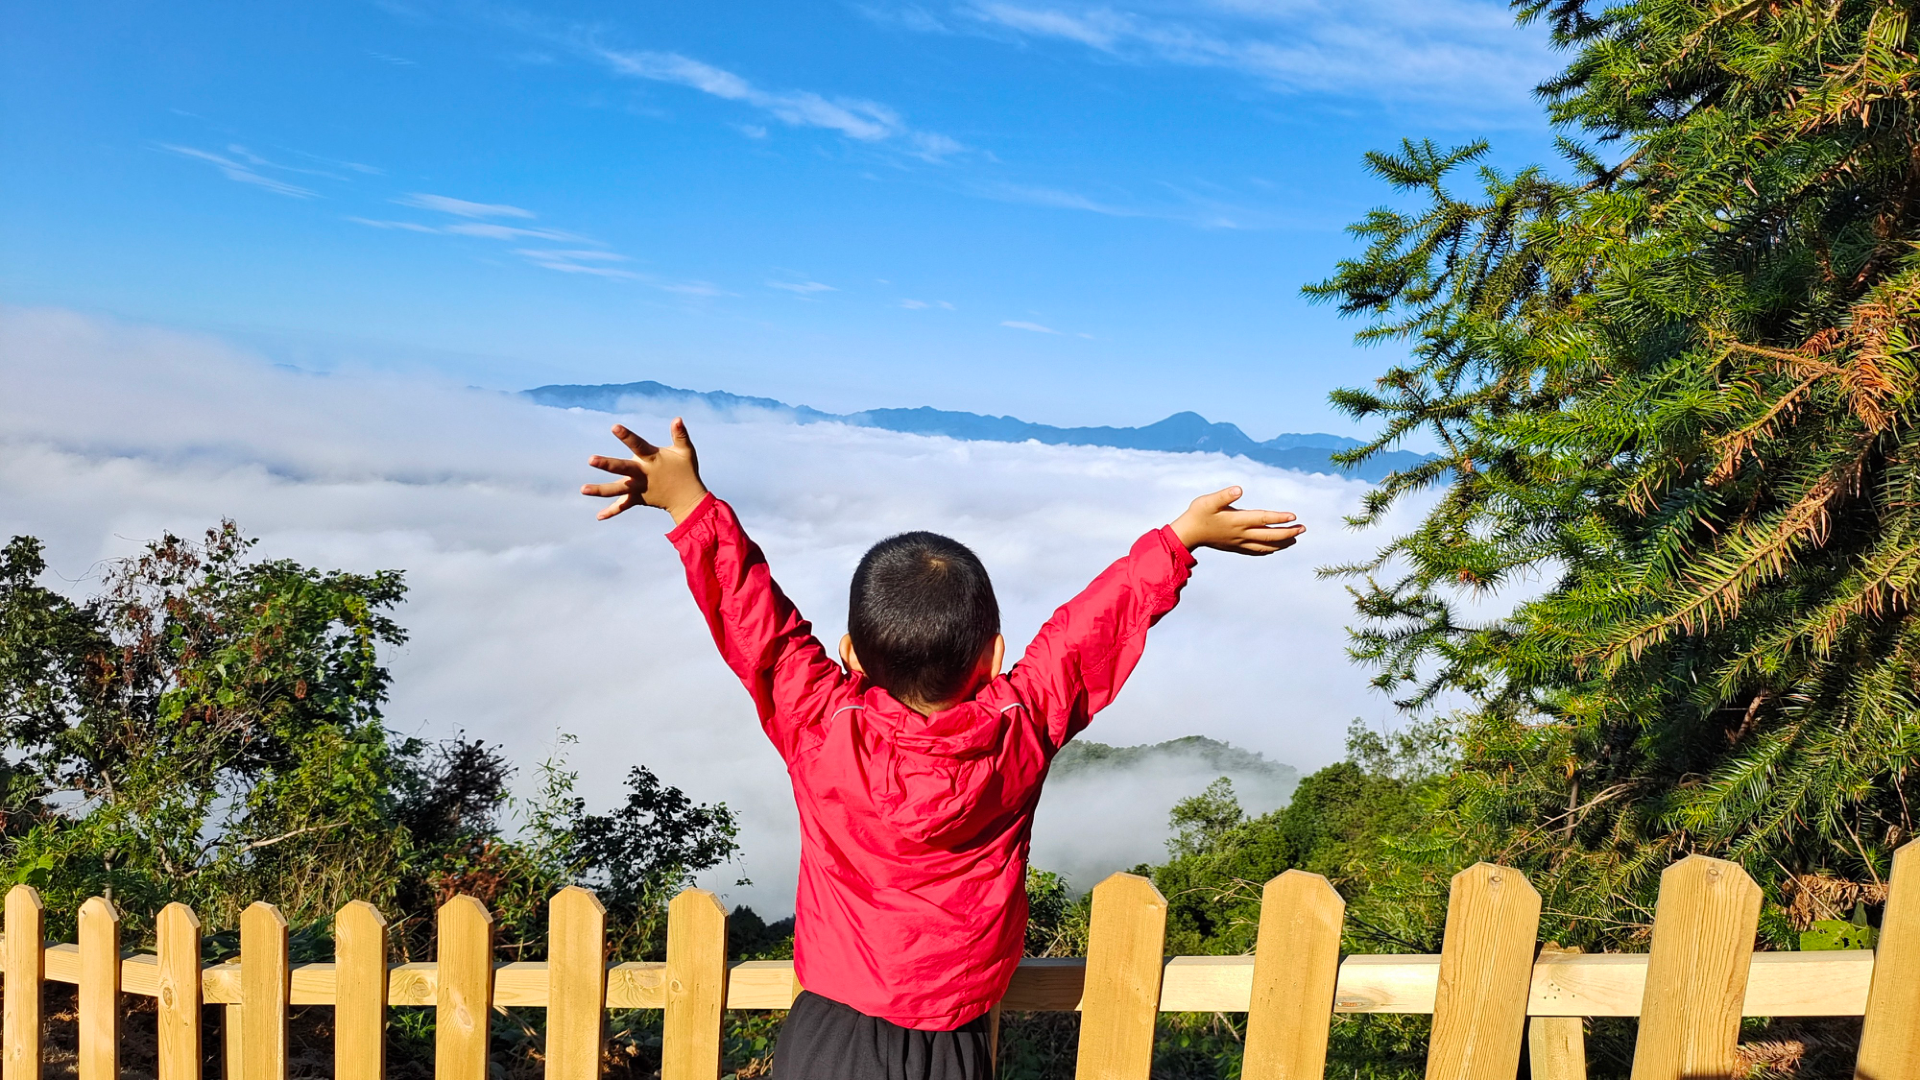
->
[1,525,741,1077]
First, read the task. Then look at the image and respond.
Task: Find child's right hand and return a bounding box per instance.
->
[1170,487,1304,555]
[581,418,710,524]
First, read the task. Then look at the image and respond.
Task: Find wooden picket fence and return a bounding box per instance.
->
[1,844,1916,1080]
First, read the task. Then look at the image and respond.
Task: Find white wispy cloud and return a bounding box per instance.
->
[591,47,965,160]
[991,183,1138,217]
[223,144,349,180]
[347,217,443,233]
[515,249,640,279]
[515,249,629,262]
[945,0,1555,109]
[1002,320,1060,334]
[767,280,837,295]
[285,148,385,175]
[159,145,318,198]
[353,204,724,294]
[975,180,1266,229]
[444,222,591,242]
[657,281,733,297]
[348,218,593,243]
[396,193,537,218]
[900,299,956,310]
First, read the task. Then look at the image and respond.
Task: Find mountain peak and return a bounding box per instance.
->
[521,380,1431,482]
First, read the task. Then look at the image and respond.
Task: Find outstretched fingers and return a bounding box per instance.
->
[612,424,659,457]
[596,493,640,520]
[1223,509,1294,528]
[588,454,646,477]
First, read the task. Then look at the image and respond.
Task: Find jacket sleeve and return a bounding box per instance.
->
[667,494,847,761]
[1009,525,1197,753]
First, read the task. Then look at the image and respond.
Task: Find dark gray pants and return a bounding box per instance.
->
[772,991,992,1080]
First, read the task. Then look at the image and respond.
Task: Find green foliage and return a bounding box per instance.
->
[1799,918,1877,950]
[1,526,740,1077]
[999,731,1452,1080]
[1,524,415,932]
[1310,0,1920,948]
[1149,724,1447,959]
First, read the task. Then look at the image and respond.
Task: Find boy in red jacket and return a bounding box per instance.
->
[583,418,1304,1080]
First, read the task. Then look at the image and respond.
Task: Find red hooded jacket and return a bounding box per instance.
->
[668,495,1195,1030]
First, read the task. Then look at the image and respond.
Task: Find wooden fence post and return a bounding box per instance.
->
[1243,870,1345,1080]
[336,900,390,1080]
[1425,863,1541,1080]
[663,889,729,1080]
[78,896,120,1080]
[1856,839,1920,1080]
[437,895,495,1080]
[548,887,609,1080]
[243,902,291,1080]
[1528,946,1586,1080]
[3,886,44,1080]
[1629,856,1762,1080]
[1075,872,1168,1080]
[157,902,203,1080]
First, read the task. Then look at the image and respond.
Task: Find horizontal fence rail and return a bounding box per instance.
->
[0,844,1914,1080]
[5,943,1886,1017]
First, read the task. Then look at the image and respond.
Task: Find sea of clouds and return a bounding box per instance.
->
[1,306,1431,914]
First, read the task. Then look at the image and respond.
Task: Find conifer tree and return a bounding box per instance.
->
[1315,0,1920,943]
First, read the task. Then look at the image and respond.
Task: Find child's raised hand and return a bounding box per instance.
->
[581,418,710,524]
[1170,487,1304,555]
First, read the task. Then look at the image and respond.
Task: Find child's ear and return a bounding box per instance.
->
[839,634,865,674]
[989,634,1005,679]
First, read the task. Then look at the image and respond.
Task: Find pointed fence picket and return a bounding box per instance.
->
[336,900,389,1080]
[436,896,494,1080]
[0,840,1914,1080]
[1630,857,1765,1080]
[241,902,290,1080]
[155,902,202,1080]
[1427,863,1541,1080]
[546,886,606,1080]
[1075,873,1168,1080]
[2,885,41,1080]
[1242,869,1343,1080]
[77,896,118,1080]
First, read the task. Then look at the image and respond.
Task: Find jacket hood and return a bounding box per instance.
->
[857,684,1019,845]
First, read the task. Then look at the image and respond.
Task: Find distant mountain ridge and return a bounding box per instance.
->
[1031,735,1300,885]
[521,379,1431,481]
[1050,735,1298,785]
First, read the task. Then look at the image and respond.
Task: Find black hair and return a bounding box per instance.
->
[847,531,1000,708]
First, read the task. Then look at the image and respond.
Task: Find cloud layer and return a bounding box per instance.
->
[0,307,1423,914]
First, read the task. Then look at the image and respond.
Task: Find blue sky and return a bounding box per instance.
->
[2,0,1561,436]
